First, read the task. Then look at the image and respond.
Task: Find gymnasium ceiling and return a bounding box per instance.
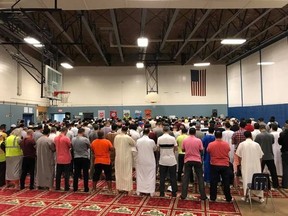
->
[1,0,288,67]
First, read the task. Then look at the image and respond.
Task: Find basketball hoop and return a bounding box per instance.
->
[53,91,71,103]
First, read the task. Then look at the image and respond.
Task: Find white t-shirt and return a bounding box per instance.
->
[157,133,177,166]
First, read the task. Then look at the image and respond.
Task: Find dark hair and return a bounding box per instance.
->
[254,122,260,129]
[143,128,150,135]
[163,126,170,132]
[121,126,128,132]
[246,119,252,124]
[43,127,50,135]
[189,127,196,135]
[239,121,246,128]
[225,122,231,128]
[93,123,99,130]
[244,131,252,138]
[111,124,117,131]
[60,127,68,133]
[97,130,104,139]
[214,130,222,139]
[129,124,137,130]
[78,128,85,134]
[271,123,278,131]
[181,127,188,134]
[144,123,151,128]
[208,127,215,134]
[259,124,266,130]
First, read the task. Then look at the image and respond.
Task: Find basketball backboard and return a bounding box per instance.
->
[44,65,62,100]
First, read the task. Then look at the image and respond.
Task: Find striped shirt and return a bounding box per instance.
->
[157,133,177,166]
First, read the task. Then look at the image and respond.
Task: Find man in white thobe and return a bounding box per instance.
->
[114,126,135,194]
[222,122,235,163]
[136,128,157,196]
[236,131,264,202]
[270,124,283,176]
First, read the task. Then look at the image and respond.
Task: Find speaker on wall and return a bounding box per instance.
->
[212,109,218,117]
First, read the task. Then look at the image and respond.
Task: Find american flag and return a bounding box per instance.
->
[191,69,206,96]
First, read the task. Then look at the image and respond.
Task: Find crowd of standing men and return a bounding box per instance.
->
[0,115,287,203]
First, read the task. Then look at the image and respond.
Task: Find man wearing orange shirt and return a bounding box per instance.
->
[91,130,114,192]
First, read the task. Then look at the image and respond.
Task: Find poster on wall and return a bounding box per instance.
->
[123,110,130,119]
[110,110,118,119]
[144,109,152,119]
[134,110,142,119]
[98,110,105,119]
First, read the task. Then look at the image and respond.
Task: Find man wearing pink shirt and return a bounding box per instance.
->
[54,127,72,191]
[180,128,207,200]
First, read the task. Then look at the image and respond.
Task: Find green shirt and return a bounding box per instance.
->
[177,134,188,154]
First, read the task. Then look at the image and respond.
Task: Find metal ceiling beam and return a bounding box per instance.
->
[184,9,242,64]
[227,29,288,66]
[140,9,147,36]
[110,9,124,62]
[140,9,148,62]
[17,12,73,63]
[202,9,272,62]
[45,11,91,63]
[160,9,179,51]
[218,13,288,62]
[0,24,54,59]
[174,9,212,59]
[80,11,109,66]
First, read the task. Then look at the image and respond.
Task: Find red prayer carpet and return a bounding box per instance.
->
[0,180,243,216]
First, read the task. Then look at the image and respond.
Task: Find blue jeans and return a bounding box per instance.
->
[181,161,206,199]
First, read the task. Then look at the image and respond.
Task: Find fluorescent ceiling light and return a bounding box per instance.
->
[60,62,73,69]
[136,62,144,68]
[24,37,41,45]
[221,39,246,45]
[257,62,275,66]
[137,37,148,47]
[194,62,210,67]
[33,43,44,48]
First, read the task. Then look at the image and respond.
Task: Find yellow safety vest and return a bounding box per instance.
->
[0,148,5,162]
[0,132,7,162]
[5,135,23,157]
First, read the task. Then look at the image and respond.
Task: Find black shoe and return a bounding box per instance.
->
[84,188,89,193]
[160,193,165,197]
[29,187,34,190]
[201,197,208,201]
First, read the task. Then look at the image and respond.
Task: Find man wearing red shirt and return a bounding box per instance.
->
[207,130,232,202]
[54,127,72,191]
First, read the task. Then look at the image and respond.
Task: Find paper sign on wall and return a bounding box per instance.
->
[110,110,118,119]
[123,110,130,119]
[135,110,142,118]
[98,110,105,119]
[144,109,152,119]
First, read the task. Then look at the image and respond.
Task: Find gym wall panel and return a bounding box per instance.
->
[62,65,227,106]
[0,46,48,106]
[261,39,288,105]
[227,62,241,107]
[49,104,228,120]
[241,52,261,106]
